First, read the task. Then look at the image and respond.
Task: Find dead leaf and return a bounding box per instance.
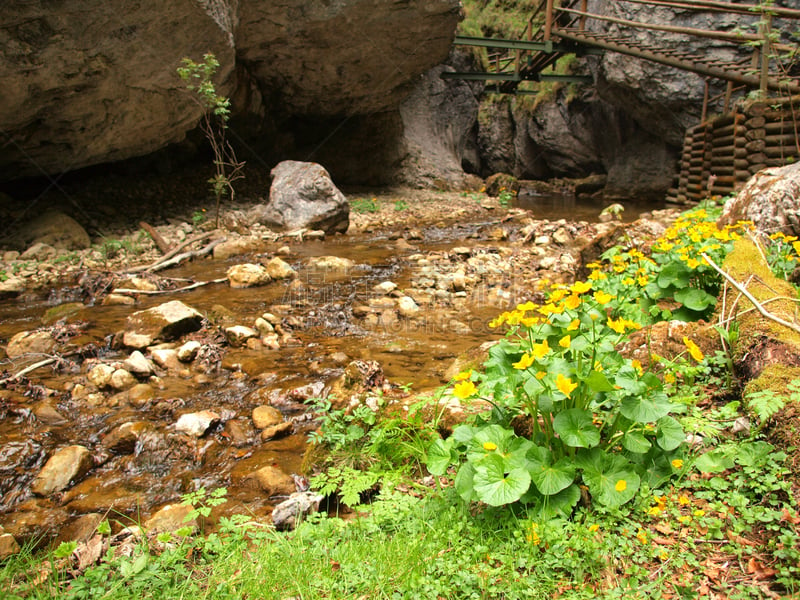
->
[73,534,104,572]
[747,557,777,580]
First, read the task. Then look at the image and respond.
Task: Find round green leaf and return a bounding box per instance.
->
[655,416,684,451]
[583,468,640,508]
[473,454,531,506]
[694,448,736,474]
[553,408,600,448]
[674,287,716,311]
[455,462,477,502]
[527,447,576,495]
[426,438,454,476]
[622,431,651,454]
[620,391,672,423]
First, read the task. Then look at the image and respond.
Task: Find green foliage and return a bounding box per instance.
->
[497,187,516,208]
[393,199,409,212]
[181,486,228,522]
[350,197,380,213]
[177,53,244,228]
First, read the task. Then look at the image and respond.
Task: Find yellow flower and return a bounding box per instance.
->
[549,289,568,303]
[593,290,615,305]
[513,353,535,370]
[647,506,662,516]
[677,515,691,524]
[453,380,477,399]
[678,494,691,506]
[615,479,627,492]
[588,270,607,281]
[567,319,580,331]
[517,301,537,312]
[683,336,704,362]
[693,509,705,518]
[631,359,643,375]
[520,316,540,327]
[622,277,635,286]
[571,281,592,294]
[671,459,684,469]
[636,529,648,544]
[637,275,649,286]
[454,370,472,381]
[658,551,669,562]
[564,294,582,310]
[607,316,626,334]
[588,524,599,533]
[535,370,547,380]
[532,339,551,359]
[685,257,701,269]
[664,373,676,384]
[793,241,800,256]
[593,361,603,372]
[483,441,498,451]
[556,374,578,398]
[559,335,571,349]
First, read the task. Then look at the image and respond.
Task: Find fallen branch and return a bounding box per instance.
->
[0,357,57,385]
[126,231,218,274]
[139,221,171,254]
[112,277,227,296]
[702,252,800,336]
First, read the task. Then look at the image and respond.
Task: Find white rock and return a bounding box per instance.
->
[123,351,154,376]
[373,281,397,295]
[150,348,181,371]
[265,257,296,280]
[225,325,258,347]
[109,369,136,391]
[396,296,420,318]
[227,263,271,288]
[174,410,220,437]
[176,341,202,362]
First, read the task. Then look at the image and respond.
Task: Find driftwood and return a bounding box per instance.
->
[112,277,228,296]
[0,357,58,384]
[139,221,171,254]
[125,232,224,274]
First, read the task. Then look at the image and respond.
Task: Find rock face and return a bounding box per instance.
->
[719,163,800,235]
[6,210,91,251]
[0,0,460,181]
[254,161,350,234]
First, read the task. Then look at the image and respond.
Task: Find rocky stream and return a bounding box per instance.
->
[0,182,676,555]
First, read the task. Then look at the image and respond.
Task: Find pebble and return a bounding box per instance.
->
[174,410,220,437]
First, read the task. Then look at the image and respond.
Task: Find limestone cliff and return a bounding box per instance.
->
[0,0,461,182]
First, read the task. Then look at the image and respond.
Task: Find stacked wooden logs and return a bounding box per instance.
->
[669,95,800,204]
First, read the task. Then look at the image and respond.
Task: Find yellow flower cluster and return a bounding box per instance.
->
[489,280,597,330]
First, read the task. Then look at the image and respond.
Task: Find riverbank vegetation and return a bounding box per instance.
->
[3,199,800,598]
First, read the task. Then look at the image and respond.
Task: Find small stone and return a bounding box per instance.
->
[272,492,323,531]
[0,276,25,297]
[87,364,115,389]
[373,281,397,295]
[125,277,158,292]
[0,533,20,559]
[265,257,296,280]
[102,293,136,306]
[247,465,295,496]
[452,247,471,257]
[252,405,283,429]
[261,312,281,326]
[33,401,68,425]
[150,348,181,371]
[396,296,420,318]
[127,383,156,407]
[223,420,252,447]
[260,421,293,442]
[109,369,136,391]
[145,504,197,534]
[553,227,572,245]
[102,421,151,454]
[277,246,291,255]
[534,235,551,245]
[227,263,271,288]
[174,410,220,437]
[307,256,355,271]
[123,351,155,377]
[176,341,202,362]
[31,445,93,496]
[451,270,467,292]
[225,325,258,347]
[254,317,274,336]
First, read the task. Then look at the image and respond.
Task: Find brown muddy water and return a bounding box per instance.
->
[0,193,657,544]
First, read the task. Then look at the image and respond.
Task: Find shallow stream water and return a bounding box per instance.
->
[0,192,660,542]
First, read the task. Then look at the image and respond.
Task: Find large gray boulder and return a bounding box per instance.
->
[254,161,349,234]
[719,163,800,236]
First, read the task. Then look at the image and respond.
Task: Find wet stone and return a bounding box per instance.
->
[223,419,252,447]
[102,293,136,306]
[227,263,271,288]
[260,421,293,442]
[246,465,295,496]
[102,421,151,454]
[123,351,154,377]
[306,256,355,271]
[252,405,283,429]
[177,340,202,362]
[150,348,181,371]
[225,325,258,347]
[397,296,420,318]
[127,383,156,407]
[265,256,296,280]
[31,445,93,496]
[144,504,197,534]
[55,513,104,545]
[109,368,136,391]
[6,330,57,359]
[87,363,115,389]
[174,410,220,437]
[123,300,204,349]
[33,401,68,425]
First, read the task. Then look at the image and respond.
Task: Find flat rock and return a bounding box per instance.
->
[260,421,293,442]
[307,256,355,271]
[31,445,93,496]
[6,330,57,359]
[225,325,259,347]
[150,347,181,371]
[102,421,151,454]
[123,301,203,349]
[397,296,420,318]
[123,350,155,376]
